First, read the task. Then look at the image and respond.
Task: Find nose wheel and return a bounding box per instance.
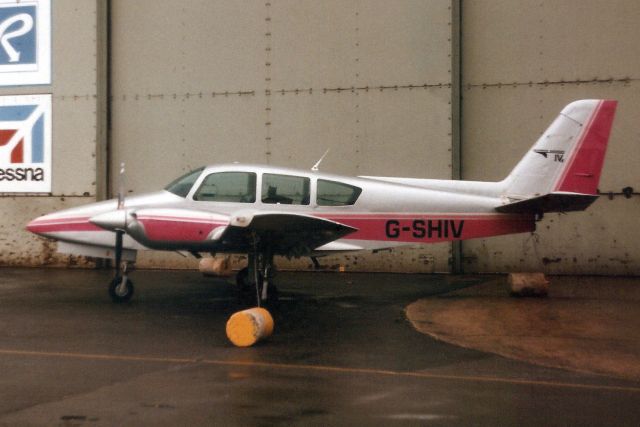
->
[108,251,135,303]
[108,275,135,303]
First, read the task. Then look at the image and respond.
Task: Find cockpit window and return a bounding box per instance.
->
[193,172,256,203]
[262,174,310,205]
[317,179,361,206]
[164,167,204,197]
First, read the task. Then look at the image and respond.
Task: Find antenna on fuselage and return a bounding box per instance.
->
[311,148,330,171]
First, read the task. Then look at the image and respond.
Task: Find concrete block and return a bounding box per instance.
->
[199,256,233,277]
[509,272,549,297]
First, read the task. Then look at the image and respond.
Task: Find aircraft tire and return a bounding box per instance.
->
[108,276,135,303]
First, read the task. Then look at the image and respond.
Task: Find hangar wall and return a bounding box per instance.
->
[109,0,457,272]
[3,1,639,275]
[460,0,640,274]
[0,0,103,267]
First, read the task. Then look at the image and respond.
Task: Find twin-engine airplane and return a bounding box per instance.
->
[27,100,617,304]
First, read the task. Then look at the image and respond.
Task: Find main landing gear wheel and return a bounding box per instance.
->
[108,276,135,303]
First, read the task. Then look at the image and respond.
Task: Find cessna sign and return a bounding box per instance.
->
[0,0,50,86]
[0,94,51,193]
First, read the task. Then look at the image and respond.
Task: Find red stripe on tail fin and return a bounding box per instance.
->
[554,100,617,195]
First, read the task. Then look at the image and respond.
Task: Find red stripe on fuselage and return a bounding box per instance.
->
[317,213,535,243]
[135,216,227,242]
[26,217,102,233]
[28,212,535,246]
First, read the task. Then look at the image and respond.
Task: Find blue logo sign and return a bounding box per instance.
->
[0,1,50,86]
[0,5,36,66]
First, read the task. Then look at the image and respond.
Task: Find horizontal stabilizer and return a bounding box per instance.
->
[496,192,598,214]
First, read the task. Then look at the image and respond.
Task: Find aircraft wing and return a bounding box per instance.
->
[212,210,358,257]
[89,207,357,257]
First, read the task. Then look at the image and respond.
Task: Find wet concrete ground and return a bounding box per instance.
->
[0,268,639,426]
[407,276,640,381]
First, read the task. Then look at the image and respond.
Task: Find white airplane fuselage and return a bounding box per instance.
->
[27,99,617,264]
[26,163,534,257]
[24,100,617,305]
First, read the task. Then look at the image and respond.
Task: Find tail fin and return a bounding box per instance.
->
[498,100,617,214]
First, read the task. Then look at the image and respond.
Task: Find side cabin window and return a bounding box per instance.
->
[193,172,256,203]
[262,173,310,205]
[317,179,361,206]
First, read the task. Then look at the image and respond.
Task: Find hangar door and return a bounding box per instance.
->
[109,1,457,272]
[459,0,640,275]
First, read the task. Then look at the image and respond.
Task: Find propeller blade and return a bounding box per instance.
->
[117,162,125,210]
[114,229,124,274]
[114,162,126,275]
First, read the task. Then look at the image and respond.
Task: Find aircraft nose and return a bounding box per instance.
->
[26,214,54,235]
[25,211,105,239]
[26,217,38,234]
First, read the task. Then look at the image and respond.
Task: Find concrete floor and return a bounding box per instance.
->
[407,276,640,381]
[0,268,639,426]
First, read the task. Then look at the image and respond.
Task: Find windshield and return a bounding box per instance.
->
[164,167,204,197]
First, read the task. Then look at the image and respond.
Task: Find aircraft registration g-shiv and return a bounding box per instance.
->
[27,99,617,304]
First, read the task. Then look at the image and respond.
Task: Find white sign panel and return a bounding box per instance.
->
[0,94,51,193]
[0,0,50,86]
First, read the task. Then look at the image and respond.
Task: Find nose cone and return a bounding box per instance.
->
[26,212,102,237]
[89,210,130,231]
[26,214,50,235]
[26,199,122,238]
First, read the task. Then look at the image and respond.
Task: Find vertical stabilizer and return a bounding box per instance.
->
[504,100,617,200]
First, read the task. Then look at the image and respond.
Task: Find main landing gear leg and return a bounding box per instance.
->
[109,260,135,303]
[236,252,278,307]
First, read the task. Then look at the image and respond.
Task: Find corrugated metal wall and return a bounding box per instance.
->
[461,0,640,274]
[4,1,639,274]
[109,0,456,272]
